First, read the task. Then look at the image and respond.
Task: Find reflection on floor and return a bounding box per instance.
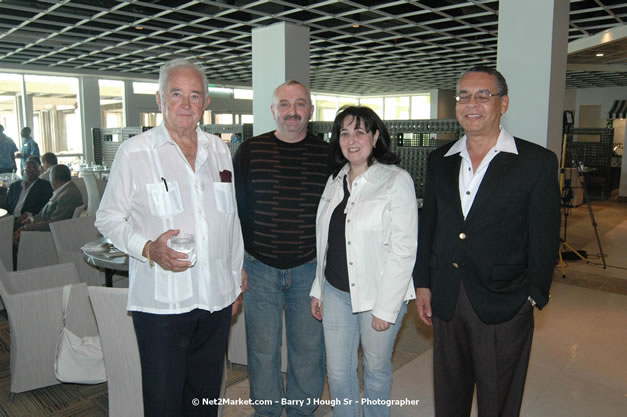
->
[223,198,627,417]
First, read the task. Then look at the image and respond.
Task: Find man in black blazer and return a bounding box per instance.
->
[3,158,53,216]
[414,66,560,417]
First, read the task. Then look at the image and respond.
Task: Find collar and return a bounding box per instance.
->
[51,180,71,199]
[333,161,383,185]
[150,123,208,150]
[444,127,518,157]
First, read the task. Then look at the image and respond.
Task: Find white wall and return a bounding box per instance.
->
[574,87,627,127]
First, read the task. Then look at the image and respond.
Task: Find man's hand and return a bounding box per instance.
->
[145,229,191,272]
[372,314,391,331]
[415,288,433,326]
[240,268,248,293]
[311,297,323,321]
[232,294,243,316]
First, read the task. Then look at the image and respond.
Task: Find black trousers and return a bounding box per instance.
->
[132,306,232,417]
[433,282,534,417]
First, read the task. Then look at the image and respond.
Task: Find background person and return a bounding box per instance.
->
[16,164,83,233]
[96,58,244,417]
[2,157,52,217]
[413,65,561,417]
[232,80,329,417]
[15,126,40,175]
[40,152,58,182]
[0,124,18,174]
[310,106,417,417]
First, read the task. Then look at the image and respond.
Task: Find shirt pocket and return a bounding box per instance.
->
[213,182,235,213]
[154,270,194,304]
[146,181,184,218]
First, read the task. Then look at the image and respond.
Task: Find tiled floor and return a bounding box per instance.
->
[223,198,627,417]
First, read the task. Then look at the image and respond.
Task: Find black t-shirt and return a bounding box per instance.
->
[324,176,350,292]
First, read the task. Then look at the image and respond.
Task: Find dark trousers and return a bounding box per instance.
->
[433,282,534,417]
[132,306,232,417]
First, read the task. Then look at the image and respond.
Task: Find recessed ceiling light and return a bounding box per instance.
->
[135,26,144,30]
[352,24,360,28]
[596,53,604,57]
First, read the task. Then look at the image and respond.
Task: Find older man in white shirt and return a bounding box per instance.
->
[96,58,244,417]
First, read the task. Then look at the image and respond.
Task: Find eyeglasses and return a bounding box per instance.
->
[455,90,502,104]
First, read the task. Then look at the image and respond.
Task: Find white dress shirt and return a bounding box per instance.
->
[310,162,417,323]
[95,124,244,314]
[445,127,519,219]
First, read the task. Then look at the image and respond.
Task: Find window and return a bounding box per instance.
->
[234,89,253,100]
[99,79,124,128]
[133,82,159,95]
[25,74,82,155]
[359,98,383,118]
[385,96,410,120]
[411,95,430,119]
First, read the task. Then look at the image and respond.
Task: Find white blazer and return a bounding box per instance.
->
[310,162,417,323]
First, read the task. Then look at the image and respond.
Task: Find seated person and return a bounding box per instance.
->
[16,164,84,234]
[39,152,58,182]
[2,157,53,216]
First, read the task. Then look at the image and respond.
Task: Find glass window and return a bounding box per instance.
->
[25,74,82,155]
[214,113,233,124]
[359,98,383,118]
[133,82,159,95]
[411,95,431,119]
[338,97,359,112]
[99,79,124,128]
[0,73,21,141]
[385,96,410,120]
[234,89,253,100]
[241,114,254,124]
[313,95,337,121]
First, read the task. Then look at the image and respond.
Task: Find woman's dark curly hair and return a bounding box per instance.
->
[330,106,400,177]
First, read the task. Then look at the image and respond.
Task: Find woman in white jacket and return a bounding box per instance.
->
[310,106,417,417]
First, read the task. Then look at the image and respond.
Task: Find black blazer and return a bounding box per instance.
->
[414,138,561,324]
[3,178,53,216]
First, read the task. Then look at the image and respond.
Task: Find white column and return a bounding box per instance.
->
[497,0,569,158]
[252,22,309,136]
[78,76,101,163]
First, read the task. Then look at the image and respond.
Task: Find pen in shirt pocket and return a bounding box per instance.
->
[161,177,169,192]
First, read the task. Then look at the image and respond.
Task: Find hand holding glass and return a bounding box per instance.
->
[169,233,196,267]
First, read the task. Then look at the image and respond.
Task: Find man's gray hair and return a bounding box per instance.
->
[158,58,208,101]
[271,80,312,107]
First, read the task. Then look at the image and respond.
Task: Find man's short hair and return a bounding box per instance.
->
[158,58,208,102]
[26,156,41,166]
[457,65,509,96]
[51,164,72,183]
[0,124,4,132]
[271,80,312,108]
[21,126,32,137]
[41,152,58,166]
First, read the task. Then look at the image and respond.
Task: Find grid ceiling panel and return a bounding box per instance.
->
[0,0,625,94]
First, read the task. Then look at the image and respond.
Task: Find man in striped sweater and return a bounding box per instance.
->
[233,80,329,417]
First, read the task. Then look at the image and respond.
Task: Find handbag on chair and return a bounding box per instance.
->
[54,284,107,384]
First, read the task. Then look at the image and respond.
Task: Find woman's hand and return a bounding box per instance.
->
[372,314,391,331]
[311,297,323,321]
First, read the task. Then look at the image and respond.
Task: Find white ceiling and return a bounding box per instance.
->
[0,0,625,95]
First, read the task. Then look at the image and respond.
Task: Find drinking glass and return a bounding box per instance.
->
[169,233,196,266]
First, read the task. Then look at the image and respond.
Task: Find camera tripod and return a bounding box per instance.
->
[557,134,607,278]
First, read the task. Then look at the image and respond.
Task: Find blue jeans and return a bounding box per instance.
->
[322,281,407,417]
[244,254,325,417]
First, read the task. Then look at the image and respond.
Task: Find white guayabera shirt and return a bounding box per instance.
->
[96,123,244,314]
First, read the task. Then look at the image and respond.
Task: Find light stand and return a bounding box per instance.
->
[557,111,607,278]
